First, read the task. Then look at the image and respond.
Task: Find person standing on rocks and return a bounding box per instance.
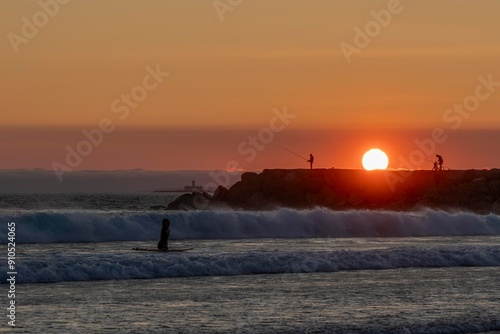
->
[432,161,439,171]
[307,154,314,169]
[436,154,444,171]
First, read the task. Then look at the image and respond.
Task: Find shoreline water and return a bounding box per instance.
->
[9,238,500,333]
[1,191,499,333]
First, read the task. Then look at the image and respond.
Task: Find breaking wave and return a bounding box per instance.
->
[1,208,499,244]
[4,245,500,284]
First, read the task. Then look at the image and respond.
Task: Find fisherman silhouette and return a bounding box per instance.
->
[436,154,444,171]
[307,154,314,169]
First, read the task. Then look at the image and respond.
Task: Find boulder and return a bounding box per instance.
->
[167,193,195,210]
[167,192,212,210]
[213,185,229,200]
[492,201,500,214]
[241,172,259,183]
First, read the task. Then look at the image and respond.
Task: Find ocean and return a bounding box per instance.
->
[1,192,500,333]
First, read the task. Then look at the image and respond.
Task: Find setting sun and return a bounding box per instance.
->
[362,149,389,171]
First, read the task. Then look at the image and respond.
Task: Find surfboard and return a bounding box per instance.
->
[132,247,193,252]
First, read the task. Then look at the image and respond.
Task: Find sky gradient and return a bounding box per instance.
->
[2,0,499,172]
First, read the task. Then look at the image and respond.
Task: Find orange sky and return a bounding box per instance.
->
[1,0,499,171]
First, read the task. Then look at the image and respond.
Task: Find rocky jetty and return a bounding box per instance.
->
[167,169,500,214]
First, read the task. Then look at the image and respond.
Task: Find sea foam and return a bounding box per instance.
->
[1,208,499,244]
[5,245,500,283]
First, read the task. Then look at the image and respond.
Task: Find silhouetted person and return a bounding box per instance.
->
[307,154,314,169]
[157,218,170,250]
[432,161,439,171]
[436,154,444,171]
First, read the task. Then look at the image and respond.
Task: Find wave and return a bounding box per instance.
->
[1,208,500,244]
[4,245,500,284]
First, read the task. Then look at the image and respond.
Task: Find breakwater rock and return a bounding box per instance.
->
[167,169,500,213]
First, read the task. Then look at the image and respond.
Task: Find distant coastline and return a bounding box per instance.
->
[167,168,500,214]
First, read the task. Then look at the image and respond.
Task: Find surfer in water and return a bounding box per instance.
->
[157,218,170,250]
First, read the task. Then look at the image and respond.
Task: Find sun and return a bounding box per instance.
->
[362,148,389,170]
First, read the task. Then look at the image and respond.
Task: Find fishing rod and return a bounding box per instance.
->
[276,145,308,161]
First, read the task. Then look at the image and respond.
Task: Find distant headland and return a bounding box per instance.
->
[167,168,500,214]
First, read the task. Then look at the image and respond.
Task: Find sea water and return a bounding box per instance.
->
[1,193,499,333]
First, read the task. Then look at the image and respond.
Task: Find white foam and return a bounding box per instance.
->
[5,245,500,284]
[1,208,499,244]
